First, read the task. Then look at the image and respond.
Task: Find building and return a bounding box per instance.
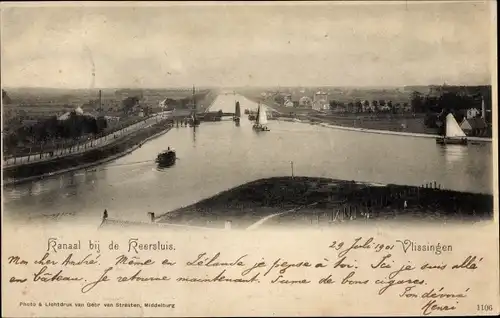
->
[159,99,168,109]
[466,108,481,119]
[460,117,488,136]
[299,96,312,108]
[284,100,294,108]
[312,91,329,111]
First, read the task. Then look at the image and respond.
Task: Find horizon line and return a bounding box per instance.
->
[2,83,493,90]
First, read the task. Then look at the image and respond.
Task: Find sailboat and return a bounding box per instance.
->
[436,113,468,145]
[252,103,270,131]
[233,101,241,123]
[188,85,200,127]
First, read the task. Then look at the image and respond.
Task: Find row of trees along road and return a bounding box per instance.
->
[410,91,489,114]
[3,111,108,152]
[328,99,410,113]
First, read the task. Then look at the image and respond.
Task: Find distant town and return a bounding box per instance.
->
[240,84,492,137]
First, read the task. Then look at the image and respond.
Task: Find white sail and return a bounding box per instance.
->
[258,105,268,125]
[445,113,466,138]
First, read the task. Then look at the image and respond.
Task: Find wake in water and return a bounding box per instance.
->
[86,159,155,173]
[154,157,181,172]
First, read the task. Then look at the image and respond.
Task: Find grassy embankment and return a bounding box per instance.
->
[3,119,173,184]
[157,177,493,229]
[308,113,438,135]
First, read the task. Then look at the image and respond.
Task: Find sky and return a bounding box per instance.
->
[0,1,495,88]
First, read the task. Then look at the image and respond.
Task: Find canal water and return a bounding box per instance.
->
[2,93,493,225]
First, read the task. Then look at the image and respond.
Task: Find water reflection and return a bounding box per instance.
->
[29,182,43,196]
[439,144,468,165]
[192,126,197,146]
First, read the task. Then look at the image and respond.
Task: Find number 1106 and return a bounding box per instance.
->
[477,304,493,312]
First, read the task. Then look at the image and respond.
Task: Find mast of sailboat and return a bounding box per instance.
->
[235,101,241,118]
[192,85,196,120]
[192,85,196,111]
[256,102,261,125]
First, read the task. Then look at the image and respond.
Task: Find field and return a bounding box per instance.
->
[2,87,216,122]
[308,113,439,135]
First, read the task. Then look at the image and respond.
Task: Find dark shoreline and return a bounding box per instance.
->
[157,176,493,229]
[3,119,173,186]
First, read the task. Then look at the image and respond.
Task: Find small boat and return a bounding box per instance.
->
[436,113,468,145]
[233,101,241,123]
[252,103,270,132]
[156,148,176,167]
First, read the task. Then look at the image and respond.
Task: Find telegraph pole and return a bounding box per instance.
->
[290,161,294,179]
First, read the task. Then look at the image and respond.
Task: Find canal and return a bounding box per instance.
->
[2,93,493,226]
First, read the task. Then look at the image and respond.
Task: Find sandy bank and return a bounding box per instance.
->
[279,117,492,143]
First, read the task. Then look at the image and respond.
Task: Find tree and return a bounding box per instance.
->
[394,103,401,114]
[438,92,473,111]
[363,100,370,112]
[96,116,108,132]
[387,100,393,113]
[410,91,424,113]
[355,100,363,113]
[122,96,140,114]
[274,95,285,105]
[347,102,355,113]
[379,100,386,107]
[423,95,439,113]
[43,116,59,139]
[372,100,379,111]
[424,113,438,128]
[2,89,12,104]
[329,100,338,110]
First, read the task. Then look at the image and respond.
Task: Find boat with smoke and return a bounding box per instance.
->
[156,147,177,167]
